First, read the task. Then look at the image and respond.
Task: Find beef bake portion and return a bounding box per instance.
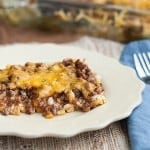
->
[0,59,106,118]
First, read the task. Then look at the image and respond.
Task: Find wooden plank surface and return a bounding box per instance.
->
[0,22,81,44]
[0,23,130,150]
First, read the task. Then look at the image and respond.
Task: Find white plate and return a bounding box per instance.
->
[0,43,144,138]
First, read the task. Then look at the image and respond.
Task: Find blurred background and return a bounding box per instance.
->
[0,0,149,44]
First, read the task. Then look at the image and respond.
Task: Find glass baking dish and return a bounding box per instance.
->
[0,0,150,43]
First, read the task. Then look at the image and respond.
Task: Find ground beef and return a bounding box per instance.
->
[75,59,97,84]
[62,59,74,66]
[72,89,83,98]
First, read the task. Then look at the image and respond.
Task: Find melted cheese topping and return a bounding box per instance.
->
[0,63,91,98]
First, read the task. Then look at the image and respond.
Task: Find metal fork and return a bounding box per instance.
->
[133,52,150,83]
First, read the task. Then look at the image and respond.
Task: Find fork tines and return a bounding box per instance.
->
[133,52,150,81]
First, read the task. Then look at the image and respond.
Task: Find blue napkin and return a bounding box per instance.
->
[120,40,150,150]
